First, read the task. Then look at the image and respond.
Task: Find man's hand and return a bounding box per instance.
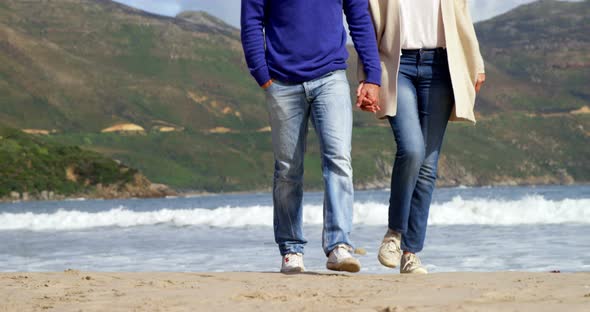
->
[356,82,381,113]
[475,73,485,93]
[261,79,273,89]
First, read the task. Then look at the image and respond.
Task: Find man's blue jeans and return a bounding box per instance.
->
[388,49,454,253]
[265,70,354,256]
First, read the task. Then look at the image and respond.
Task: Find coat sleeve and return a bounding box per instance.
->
[456,0,485,74]
[357,0,385,83]
[345,0,382,85]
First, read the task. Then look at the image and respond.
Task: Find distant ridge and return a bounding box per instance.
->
[473,0,590,113]
[97,0,238,36]
[176,11,238,38]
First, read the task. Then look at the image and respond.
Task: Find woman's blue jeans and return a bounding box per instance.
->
[265,70,354,256]
[388,48,454,253]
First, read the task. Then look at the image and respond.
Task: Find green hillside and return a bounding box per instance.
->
[0,126,154,200]
[0,0,264,131]
[0,0,588,194]
[475,0,590,114]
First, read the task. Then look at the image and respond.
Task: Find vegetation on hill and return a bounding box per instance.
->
[0,127,142,199]
[475,0,590,114]
[0,0,262,132]
[0,0,588,195]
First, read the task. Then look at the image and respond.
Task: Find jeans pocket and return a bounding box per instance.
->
[326,70,349,86]
[264,81,277,93]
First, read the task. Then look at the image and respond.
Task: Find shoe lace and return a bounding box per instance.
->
[285,254,302,266]
[383,240,401,253]
[403,254,422,270]
[334,245,353,259]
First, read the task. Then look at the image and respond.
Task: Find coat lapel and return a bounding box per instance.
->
[440,0,453,35]
[383,0,401,55]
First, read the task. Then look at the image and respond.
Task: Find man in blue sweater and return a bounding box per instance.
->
[241,0,381,273]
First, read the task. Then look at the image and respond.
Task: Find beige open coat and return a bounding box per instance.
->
[358,0,485,123]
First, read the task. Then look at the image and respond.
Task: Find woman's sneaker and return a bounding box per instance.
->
[326,244,361,273]
[378,229,402,268]
[281,253,305,273]
[400,253,428,274]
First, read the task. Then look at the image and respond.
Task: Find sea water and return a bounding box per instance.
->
[0,185,588,273]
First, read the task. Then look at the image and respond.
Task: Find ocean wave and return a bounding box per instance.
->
[0,196,588,231]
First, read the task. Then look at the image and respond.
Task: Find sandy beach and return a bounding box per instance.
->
[1,271,588,311]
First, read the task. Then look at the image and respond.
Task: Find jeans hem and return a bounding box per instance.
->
[279,246,305,256]
[400,243,423,254]
[323,242,355,257]
[387,225,407,235]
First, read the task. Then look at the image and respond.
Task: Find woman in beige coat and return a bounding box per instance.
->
[357,0,485,274]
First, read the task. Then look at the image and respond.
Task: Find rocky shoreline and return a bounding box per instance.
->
[1,174,177,203]
[2,178,585,203]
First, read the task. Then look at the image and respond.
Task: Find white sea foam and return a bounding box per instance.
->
[0,196,588,231]
[428,196,590,225]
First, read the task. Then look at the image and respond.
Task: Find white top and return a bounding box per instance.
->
[399,0,446,49]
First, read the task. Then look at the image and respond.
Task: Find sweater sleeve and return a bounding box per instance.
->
[457,0,485,74]
[344,0,382,86]
[241,0,271,86]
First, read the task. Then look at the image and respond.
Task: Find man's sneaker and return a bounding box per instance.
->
[281,253,305,273]
[378,229,402,268]
[326,244,361,273]
[400,253,428,274]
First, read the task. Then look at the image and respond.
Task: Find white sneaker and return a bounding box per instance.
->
[281,253,305,273]
[326,244,361,273]
[378,229,402,268]
[400,253,428,274]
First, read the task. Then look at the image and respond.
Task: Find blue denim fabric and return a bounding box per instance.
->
[265,70,354,256]
[387,49,454,253]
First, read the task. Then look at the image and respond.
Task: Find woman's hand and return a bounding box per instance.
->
[356,82,381,113]
[475,73,486,93]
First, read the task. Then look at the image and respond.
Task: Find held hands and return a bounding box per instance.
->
[354,73,483,114]
[264,79,382,112]
[475,73,486,93]
[356,82,381,113]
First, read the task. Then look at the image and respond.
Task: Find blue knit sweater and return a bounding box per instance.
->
[241,0,381,86]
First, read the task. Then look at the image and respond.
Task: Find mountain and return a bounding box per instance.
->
[0,0,588,193]
[0,0,262,132]
[470,0,549,22]
[475,0,590,114]
[175,11,237,36]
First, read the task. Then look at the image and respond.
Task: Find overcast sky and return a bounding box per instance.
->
[113,0,551,27]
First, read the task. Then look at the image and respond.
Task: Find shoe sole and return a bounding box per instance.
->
[280,267,305,274]
[400,269,428,274]
[378,253,400,269]
[326,259,361,273]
